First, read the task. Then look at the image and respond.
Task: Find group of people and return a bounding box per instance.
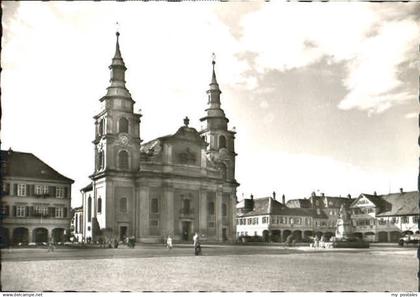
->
[166,232,202,255]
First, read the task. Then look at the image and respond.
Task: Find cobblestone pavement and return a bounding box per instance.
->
[1,244,417,292]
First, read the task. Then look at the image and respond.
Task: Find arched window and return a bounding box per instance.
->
[87,196,92,222]
[118,151,129,169]
[222,203,227,217]
[98,197,102,213]
[119,118,129,133]
[97,151,104,170]
[151,198,159,213]
[208,201,215,215]
[219,135,226,149]
[183,199,191,213]
[99,118,105,135]
[120,197,127,213]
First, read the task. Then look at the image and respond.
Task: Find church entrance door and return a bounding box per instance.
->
[181,221,191,241]
[119,226,127,242]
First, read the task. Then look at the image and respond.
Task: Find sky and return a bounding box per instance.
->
[2,1,419,207]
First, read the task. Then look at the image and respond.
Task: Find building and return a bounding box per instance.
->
[0,149,74,246]
[287,192,354,239]
[350,189,419,242]
[236,193,327,242]
[81,32,238,243]
[71,206,83,242]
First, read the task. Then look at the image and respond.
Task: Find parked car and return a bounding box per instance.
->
[398,234,420,246]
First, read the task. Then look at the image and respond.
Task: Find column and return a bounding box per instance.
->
[165,187,174,236]
[139,187,149,238]
[135,188,141,238]
[216,190,223,241]
[199,190,207,235]
[27,227,33,243]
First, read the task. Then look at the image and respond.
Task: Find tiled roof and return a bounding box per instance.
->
[376,191,418,217]
[237,197,328,219]
[287,196,353,209]
[1,150,73,183]
[80,182,93,192]
[286,199,312,208]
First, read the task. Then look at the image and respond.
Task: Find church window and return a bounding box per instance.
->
[219,135,226,149]
[182,199,191,213]
[151,198,159,213]
[97,151,104,170]
[119,118,129,133]
[87,196,92,222]
[208,202,215,215]
[222,203,227,217]
[98,197,102,213]
[120,197,127,213]
[118,151,129,169]
[99,118,105,135]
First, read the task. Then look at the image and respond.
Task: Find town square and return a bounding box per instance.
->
[1,244,417,292]
[1,1,419,293]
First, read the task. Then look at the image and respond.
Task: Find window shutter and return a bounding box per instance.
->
[48,207,54,217]
[26,185,30,196]
[63,207,68,218]
[12,205,16,217]
[13,184,17,196]
[64,187,68,198]
[48,186,54,197]
[5,205,9,216]
[30,185,35,196]
[29,206,33,217]
[25,206,29,217]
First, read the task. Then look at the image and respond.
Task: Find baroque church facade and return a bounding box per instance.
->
[81,32,238,243]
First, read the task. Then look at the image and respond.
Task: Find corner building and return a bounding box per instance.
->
[83,32,238,243]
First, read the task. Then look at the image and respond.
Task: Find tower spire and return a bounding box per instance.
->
[211,53,218,86]
[114,31,122,59]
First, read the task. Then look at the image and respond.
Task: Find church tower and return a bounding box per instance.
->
[90,32,141,239]
[200,57,237,183]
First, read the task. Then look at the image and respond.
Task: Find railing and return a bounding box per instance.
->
[179,208,194,218]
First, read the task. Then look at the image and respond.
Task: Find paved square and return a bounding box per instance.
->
[1,245,417,291]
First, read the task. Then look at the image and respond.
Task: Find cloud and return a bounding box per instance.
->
[237,150,417,199]
[405,112,418,119]
[232,2,419,115]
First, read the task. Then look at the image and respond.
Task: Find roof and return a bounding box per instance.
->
[287,196,354,209]
[1,149,74,183]
[286,199,312,208]
[376,191,418,217]
[80,182,93,192]
[237,197,328,219]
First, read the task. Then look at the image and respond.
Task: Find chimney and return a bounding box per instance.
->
[273,191,276,200]
[400,188,403,194]
[374,191,377,197]
[250,194,254,200]
[282,194,285,205]
[321,193,325,197]
[347,194,351,199]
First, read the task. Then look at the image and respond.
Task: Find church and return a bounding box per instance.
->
[81,32,239,243]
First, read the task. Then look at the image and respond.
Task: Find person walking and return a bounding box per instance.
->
[47,237,54,252]
[193,232,201,256]
[166,235,173,250]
